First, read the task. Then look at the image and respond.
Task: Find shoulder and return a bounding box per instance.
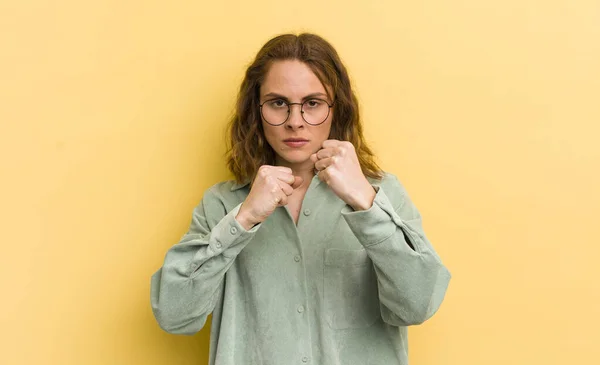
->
[203,179,247,199]
[205,179,246,196]
[189,179,248,230]
[367,171,411,210]
[201,179,249,209]
[368,171,408,195]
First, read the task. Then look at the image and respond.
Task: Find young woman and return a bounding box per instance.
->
[151,33,451,365]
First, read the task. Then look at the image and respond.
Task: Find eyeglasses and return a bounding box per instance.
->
[259,98,334,126]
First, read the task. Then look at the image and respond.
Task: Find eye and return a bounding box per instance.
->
[305,99,323,108]
[268,99,287,108]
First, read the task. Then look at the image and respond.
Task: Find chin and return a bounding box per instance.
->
[277,150,312,165]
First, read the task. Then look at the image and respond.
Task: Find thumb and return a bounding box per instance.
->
[309,153,318,163]
[292,176,304,189]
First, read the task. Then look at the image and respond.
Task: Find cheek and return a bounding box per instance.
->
[318,120,333,140]
[262,122,278,146]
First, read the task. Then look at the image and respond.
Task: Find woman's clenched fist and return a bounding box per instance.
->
[235,165,303,230]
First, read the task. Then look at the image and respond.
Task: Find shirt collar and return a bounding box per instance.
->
[230,180,250,191]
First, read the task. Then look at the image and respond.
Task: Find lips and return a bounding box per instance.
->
[283,138,309,148]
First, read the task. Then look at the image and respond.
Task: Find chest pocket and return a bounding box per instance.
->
[323,248,380,329]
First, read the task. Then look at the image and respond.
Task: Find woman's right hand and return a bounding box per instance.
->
[235,165,303,230]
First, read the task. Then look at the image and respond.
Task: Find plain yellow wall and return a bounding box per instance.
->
[1,0,599,364]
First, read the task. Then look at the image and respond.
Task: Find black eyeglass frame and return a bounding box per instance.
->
[258,98,334,126]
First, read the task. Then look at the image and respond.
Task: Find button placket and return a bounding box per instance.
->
[295,202,313,365]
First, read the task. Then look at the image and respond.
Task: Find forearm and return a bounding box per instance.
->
[363,229,451,325]
[151,204,260,334]
[342,183,451,326]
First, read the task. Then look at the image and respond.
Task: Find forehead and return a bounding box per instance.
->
[260,60,327,98]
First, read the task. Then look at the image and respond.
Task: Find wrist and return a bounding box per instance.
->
[235,209,260,231]
[347,183,376,211]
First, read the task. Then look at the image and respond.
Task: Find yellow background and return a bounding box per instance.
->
[1,0,599,364]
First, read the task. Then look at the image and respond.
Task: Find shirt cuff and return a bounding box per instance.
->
[341,186,399,247]
[206,203,261,256]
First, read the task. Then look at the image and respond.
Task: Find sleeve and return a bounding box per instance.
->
[341,174,451,326]
[150,186,260,335]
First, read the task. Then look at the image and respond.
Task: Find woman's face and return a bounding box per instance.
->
[259,60,333,170]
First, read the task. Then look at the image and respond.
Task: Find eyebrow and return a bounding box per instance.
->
[262,92,330,101]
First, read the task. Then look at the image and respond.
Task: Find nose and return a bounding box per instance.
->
[285,104,305,130]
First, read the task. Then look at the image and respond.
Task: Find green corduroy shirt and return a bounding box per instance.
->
[151,172,451,365]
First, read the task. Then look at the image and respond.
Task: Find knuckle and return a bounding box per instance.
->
[259,167,270,179]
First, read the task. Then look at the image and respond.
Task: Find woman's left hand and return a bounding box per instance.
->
[310,139,376,211]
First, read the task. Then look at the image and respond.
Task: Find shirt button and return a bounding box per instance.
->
[297,305,305,313]
[230,226,238,235]
[302,357,309,363]
[215,242,222,249]
[294,255,301,262]
[303,208,311,216]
